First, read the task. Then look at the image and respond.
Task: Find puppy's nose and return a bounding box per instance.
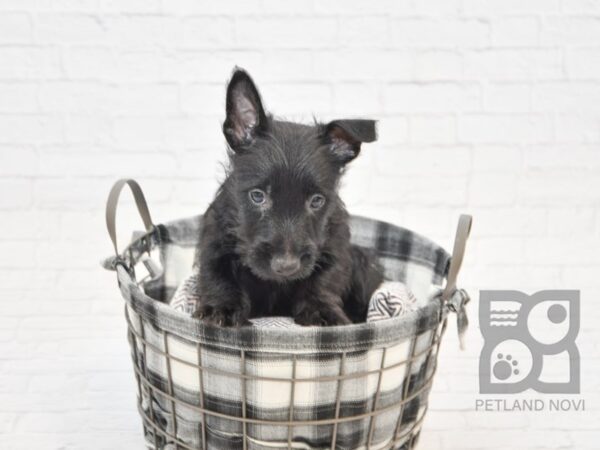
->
[270,255,301,277]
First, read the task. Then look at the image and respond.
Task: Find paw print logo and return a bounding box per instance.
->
[494,353,519,380]
[479,290,580,394]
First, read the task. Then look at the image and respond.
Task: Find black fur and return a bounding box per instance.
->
[193,68,384,326]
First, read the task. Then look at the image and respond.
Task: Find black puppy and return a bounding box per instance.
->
[193,69,383,326]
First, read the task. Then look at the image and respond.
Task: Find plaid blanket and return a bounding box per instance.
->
[104,215,467,450]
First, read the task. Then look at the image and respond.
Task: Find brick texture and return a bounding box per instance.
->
[0,1,599,449]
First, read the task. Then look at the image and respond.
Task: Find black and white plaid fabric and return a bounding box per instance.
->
[104,215,466,450]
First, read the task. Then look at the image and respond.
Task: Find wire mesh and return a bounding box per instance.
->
[125,307,448,450]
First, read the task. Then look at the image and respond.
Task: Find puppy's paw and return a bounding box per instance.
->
[193,304,249,327]
[294,310,328,326]
[294,307,351,327]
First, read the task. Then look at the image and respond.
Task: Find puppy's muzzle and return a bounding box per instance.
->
[270,254,301,277]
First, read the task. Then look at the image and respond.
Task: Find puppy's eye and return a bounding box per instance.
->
[249,189,266,205]
[309,194,326,210]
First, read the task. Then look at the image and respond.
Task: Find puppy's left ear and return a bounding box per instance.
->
[322,119,377,164]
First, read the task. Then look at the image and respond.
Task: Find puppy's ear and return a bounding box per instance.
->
[322,119,377,164]
[223,68,268,151]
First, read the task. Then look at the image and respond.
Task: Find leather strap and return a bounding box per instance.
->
[442,214,473,302]
[105,179,154,256]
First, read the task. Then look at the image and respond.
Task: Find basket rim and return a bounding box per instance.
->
[120,268,445,352]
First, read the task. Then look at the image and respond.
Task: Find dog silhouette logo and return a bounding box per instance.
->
[479,290,580,394]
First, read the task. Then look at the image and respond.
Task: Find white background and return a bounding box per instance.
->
[1,0,599,449]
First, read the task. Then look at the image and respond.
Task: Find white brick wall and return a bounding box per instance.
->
[1,1,599,449]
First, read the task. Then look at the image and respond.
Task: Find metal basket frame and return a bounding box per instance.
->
[104,179,472,450]
[125,306,448,450]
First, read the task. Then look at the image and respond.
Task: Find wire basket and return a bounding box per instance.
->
[103,179,472,450]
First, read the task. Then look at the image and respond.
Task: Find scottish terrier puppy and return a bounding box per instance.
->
[193,68,383,326]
